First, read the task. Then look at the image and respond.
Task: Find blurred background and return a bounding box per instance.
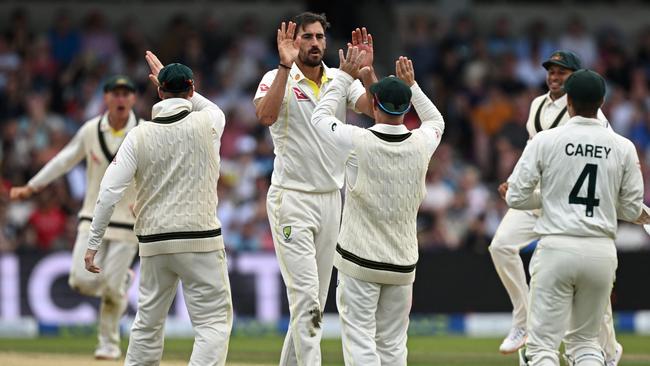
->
[1,0,650,339]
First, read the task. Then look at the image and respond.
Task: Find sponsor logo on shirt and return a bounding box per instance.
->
[292,87,310,101]
[331,123,337,131]
[259,83,270,92]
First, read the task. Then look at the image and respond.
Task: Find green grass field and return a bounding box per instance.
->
[1,334,649,365]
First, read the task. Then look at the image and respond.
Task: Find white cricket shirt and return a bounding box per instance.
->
[507,116,644,239]
[525,92,607,138]
[28,111,141,241]
[254,63,366,192]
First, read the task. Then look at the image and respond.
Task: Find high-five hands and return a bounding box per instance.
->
[339,47,366,80]
[348,27,373,68]
[395,56,415,86]
[277,21,299,68]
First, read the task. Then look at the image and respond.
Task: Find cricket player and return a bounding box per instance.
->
[10,75,141,360]
[85,54,232,366]
[312,48,444,366]
[489,50,622,365]
[507,69,648,366]
[253,13,374,365]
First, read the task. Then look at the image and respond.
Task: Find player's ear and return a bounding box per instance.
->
[566,95,575,117]
[157,87,164,100]
[187,86,195,99]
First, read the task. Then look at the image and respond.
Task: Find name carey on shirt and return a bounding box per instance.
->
[565,143,611,159]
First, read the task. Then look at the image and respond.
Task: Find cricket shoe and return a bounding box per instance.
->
[606,343,623,366]
[94,343,121,360]
[499,327,527,354]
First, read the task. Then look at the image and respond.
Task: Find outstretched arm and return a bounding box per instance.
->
[145,50,225,150]
[312,47,366,156]
[396,57,445,148]
[349,27,375,117]
[10,129,86,200]
[254,21,299,126]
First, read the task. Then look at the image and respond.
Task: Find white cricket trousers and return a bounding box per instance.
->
[525,236,617,366]
[336,272,411,366]
[68,228,137,349]
[489,208,618,360]
[267,185,341,366]
[124,250,232,366]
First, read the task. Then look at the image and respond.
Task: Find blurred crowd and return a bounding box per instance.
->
[1,7,650,254]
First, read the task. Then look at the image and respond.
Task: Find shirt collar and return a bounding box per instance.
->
[369,123,409,134]
[289,62,332,84]
[100,110,138,133]
[151,98,192,120]
[568,115,608,127]
[545,92,567,108]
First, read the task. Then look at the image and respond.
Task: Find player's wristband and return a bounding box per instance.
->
[279,63,292,70]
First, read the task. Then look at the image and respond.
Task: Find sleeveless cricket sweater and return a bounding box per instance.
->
[335,129,431,285]
[132,110,223,256]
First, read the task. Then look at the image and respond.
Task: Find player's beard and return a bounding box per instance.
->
[300,47,323,67]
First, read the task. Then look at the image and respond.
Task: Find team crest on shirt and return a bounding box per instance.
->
[283,226,292,242]
[292,87,310,101]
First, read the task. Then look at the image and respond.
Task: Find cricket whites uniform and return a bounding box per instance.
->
[254,63,365,366]
[488,92,619,360]
[27,111,140,353]
[507,115,643,366]
[88,93,232,366]
[312,74,444,366]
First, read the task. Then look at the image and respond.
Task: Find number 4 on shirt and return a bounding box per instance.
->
[569,163,600,217]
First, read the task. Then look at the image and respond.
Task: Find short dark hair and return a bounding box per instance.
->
[570,97,602,117]
[292,12,330,37]
[161,90,192,99]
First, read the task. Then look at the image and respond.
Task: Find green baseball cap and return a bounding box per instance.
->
[563,69,606,104]
[158,63,194,93]
[369,77,412,115]
[103,75,136,93]
[542,50,582,71]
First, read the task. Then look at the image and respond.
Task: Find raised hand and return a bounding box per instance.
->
[338,46,366,79]
[348,27,373,68]
[277,21,299,67]
[395,56,415,86]
[145,50,164,87]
